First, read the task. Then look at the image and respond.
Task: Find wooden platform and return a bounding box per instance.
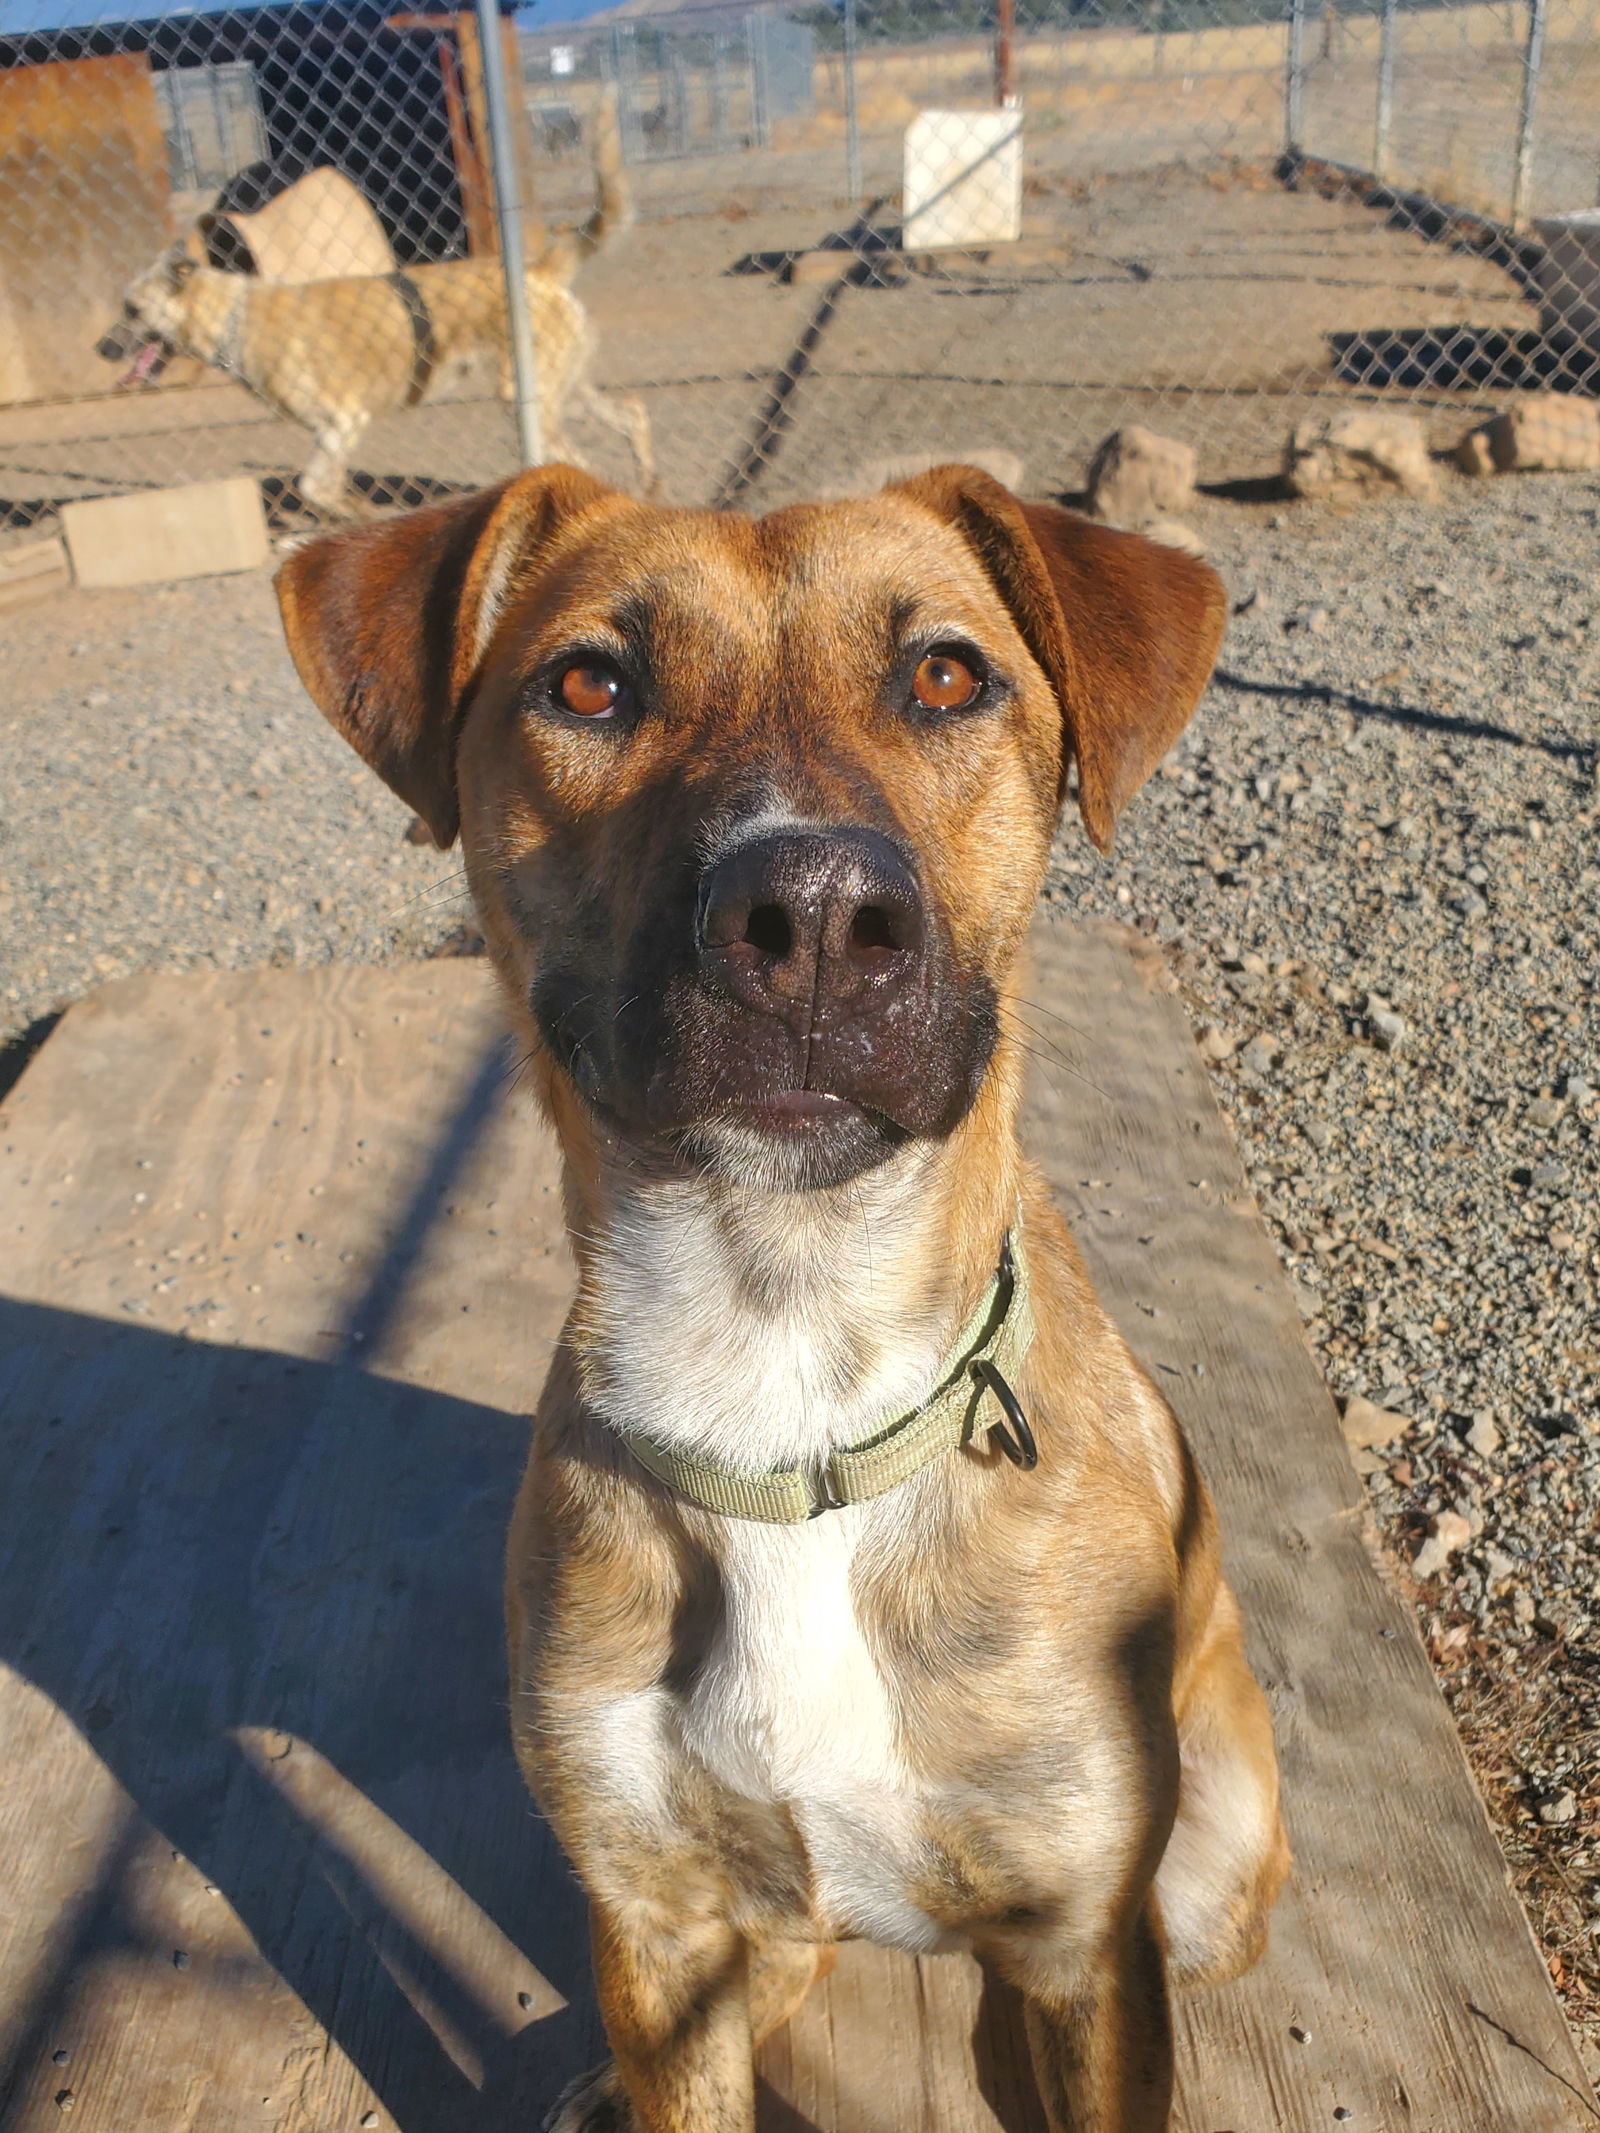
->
[0,916,1593,2133]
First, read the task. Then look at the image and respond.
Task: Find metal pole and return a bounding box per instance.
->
[1284,0,1306,155]
[1373,0,1396,180]
[842,0,861,204]
[476,0,543,466]
[748,10,768,150]
[1510,0,1547,229]
[995,0,1016,105]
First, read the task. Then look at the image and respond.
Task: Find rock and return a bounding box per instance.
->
[1466,1410,1500,1458]
[1142,517,1207,557]
[1447,886,1488,920]
[1286,409,1439,503]
[1239,1032,1279,1076]
[1341,1393,1409,1450]
[1512,1589,1536,1628]
[1368,1006,1409,1052]
[1197,1025,1238,1062]
[1525,1095,1564,1127]
[1454,425,1498,477]
[1484,394,1600,474]
[1086,426,1198,529]
[1530,1161,1569,1190]
[1536,1787,1577,1826]
[1412,1508,1472,1579]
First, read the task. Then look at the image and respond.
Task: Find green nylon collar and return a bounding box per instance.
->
[608,1230,1035,1523]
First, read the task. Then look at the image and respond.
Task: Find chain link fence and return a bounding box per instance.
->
[0,0,1595,547]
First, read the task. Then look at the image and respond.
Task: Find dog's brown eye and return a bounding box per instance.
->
[912,652,981,713]
[558,664,622,718]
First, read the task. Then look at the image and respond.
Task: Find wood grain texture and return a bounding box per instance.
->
[0,936,1592,2132]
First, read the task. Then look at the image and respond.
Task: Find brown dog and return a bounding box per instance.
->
[276,463,1288,2131]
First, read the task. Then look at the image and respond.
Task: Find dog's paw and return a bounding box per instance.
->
[545,2061,633,2133]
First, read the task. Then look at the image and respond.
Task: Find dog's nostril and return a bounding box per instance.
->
[849,905,899,955]
[744,903,792,958]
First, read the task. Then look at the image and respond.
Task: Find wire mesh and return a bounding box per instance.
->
[0,0,1595,547]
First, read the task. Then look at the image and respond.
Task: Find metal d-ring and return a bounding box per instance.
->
[970,1358,1038,1469]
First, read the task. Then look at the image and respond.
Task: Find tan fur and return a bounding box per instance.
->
[275,464,1288,2132]
[111,112,652,519]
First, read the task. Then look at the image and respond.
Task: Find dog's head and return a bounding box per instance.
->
[277,466,1223,1189]
[96,237,203,386]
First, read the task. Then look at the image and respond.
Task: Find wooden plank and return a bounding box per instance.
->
[0,55,170,407]
[0,934,1592,2131]
[1015,918,1597,2132]
[0,965,595,2133]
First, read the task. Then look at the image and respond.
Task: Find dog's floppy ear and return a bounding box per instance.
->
[275,464,617,847]
[892,464,1225,852]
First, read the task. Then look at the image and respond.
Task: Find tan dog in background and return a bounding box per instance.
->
[105,106,653,519]
[276,463,1287,2131]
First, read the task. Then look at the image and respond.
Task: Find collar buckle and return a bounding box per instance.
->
[807,1464,846,1517]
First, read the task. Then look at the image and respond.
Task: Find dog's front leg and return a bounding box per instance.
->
[1013,1903,1174,2133]
[564,1896,756,2133]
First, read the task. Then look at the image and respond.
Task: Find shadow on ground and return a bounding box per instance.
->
[0,1291,602,2129]
[1330,324,1600,397]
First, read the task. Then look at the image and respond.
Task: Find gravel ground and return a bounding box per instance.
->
[1,468,1596,2065]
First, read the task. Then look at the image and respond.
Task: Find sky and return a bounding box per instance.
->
[0,0,622,39]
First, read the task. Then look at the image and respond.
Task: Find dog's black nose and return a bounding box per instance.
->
[697,827,924,1020]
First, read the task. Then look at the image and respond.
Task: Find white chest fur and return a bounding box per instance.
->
[581,1160,970,1949]
[681,1509,953,1949]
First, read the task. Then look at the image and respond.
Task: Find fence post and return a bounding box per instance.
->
[1510,0,1547,229]
[995,0,1016,104]
[842,0,861,203]
[1284,0,1306,156]
[1372,0,1396,180]
[749,11,770,150]
[476,0,543,468]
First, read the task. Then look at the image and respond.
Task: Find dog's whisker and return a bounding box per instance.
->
[999,1021,1111,1101]
[998,1002,1082,1062]
[1011,992,1098,1045]
[1003,1011,1099,1085]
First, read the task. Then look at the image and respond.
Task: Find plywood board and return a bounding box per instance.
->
[0,54,170,406]
[0,930,1592,2132]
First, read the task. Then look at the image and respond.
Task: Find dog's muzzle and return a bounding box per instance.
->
[96,317,173,387]
[696,827,925,1029]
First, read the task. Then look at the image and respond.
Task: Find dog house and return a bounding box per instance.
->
[0,0,529,406]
